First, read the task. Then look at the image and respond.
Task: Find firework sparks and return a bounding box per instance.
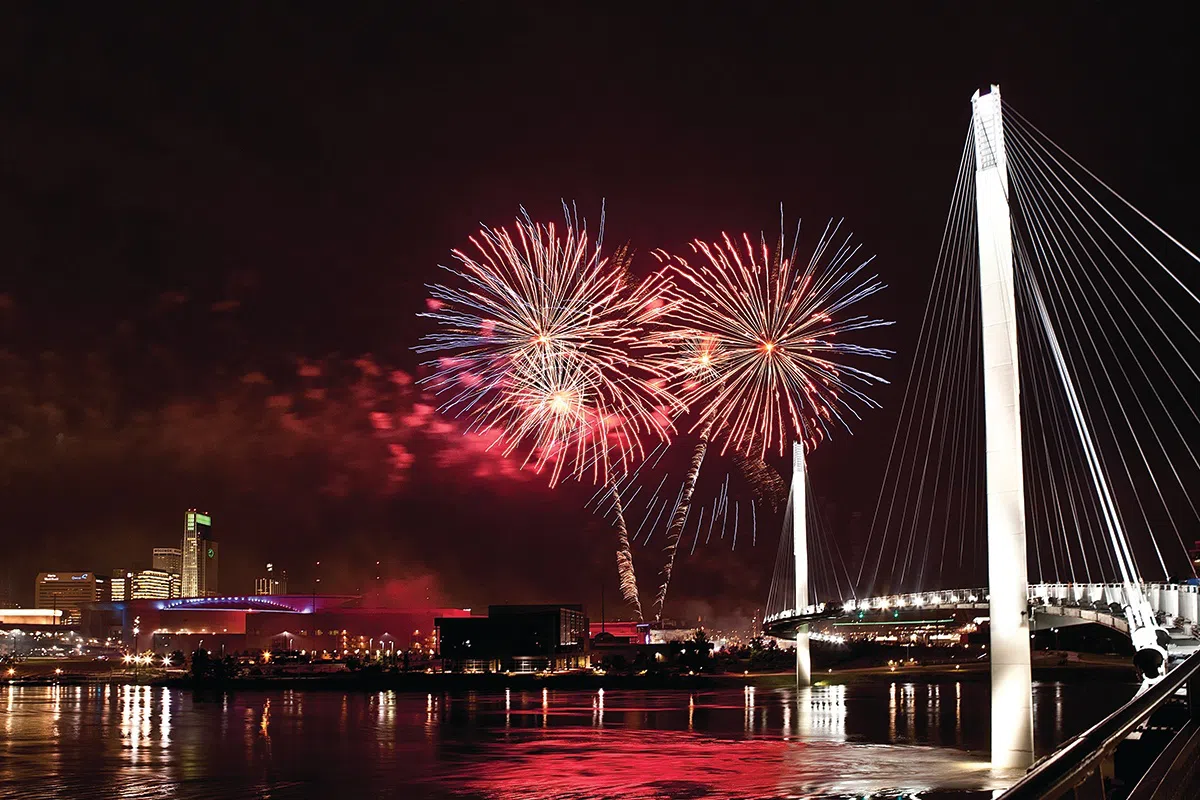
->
[418,205,679,487]
[654,217,893,460]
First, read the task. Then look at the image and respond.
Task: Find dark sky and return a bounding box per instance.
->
[1,5,1196,618]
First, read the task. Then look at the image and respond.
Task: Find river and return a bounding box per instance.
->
[0,677,1135,799]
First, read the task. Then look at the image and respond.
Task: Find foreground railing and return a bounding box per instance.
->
[1000,648,1200,799]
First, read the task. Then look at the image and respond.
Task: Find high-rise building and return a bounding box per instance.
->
[131,569,174,600]
[182,510,217,597]
[34,572,99,625]
[152,547,182,576]
[110,569,132,602]
[203,541,219,596]
[254,563,288,595]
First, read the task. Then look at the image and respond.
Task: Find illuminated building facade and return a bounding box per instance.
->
[82,594,473,656]
[110,569,132,602]
[131,569,174,600]
[587,621,650,644]
[181,510,218,597]
[152,547,182,576]
[151,548,182,598]
[34,572,100,625]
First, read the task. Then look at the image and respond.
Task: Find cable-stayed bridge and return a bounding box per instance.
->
[762,85,1200,771]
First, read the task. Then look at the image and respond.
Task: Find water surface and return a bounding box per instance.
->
[0,678,1135,799]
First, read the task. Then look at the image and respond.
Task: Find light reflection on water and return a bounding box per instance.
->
[0,678,1134,799]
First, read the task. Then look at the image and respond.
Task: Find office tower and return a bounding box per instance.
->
[254,563,288,595]
[202,540,219,596]
[34,572,99,625]
[131,569,174,600]
[111,569,132,602]
[152,547,182,576]
[182,509,214,597]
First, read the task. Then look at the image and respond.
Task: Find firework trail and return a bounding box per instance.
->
[652,424,788,620]
[653,420,711,619]
[418,205,679,617]
[608,482,643,620]
[649,215,893,616]
[731,445,787,511]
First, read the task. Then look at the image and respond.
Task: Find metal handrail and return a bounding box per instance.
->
[1000,647,1200,799]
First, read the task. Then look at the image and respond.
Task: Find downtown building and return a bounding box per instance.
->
[436,604,590,673]
[110,569,133,602]
[34,572,106,625]
[254,563,288,596]
[152,547,182,576]
[131,569,177,600]
[181,510,218,597]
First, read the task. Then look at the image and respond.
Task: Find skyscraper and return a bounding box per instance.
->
[152,547,182,575]
[152,547,183,598]
[181,510,217,597]
[203,540,219,596]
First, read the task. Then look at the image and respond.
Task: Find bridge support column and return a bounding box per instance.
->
[793,441,811,687]
[972,84,1034,770]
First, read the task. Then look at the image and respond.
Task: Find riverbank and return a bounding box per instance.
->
[4,653,1137,690]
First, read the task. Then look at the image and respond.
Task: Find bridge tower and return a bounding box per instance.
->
[971,84,1034,769]
[793,441,811,686]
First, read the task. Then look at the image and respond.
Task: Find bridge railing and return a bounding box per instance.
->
[766,582,1200,629]
[999,647,1200,799]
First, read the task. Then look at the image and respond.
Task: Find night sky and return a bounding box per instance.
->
[2,5,1196,619]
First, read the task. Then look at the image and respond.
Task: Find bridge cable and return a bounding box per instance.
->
[1005,116,1199,580]
[860,122,983,596]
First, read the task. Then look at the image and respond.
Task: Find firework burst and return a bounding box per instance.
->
[655,218,893,460]
[418,206,679,487]
[418,205,680,619]
[649,216,892,618]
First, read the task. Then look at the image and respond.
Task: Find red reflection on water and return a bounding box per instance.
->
[428,728,1002,799]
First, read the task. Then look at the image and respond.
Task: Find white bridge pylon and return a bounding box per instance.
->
[792,440,811,687]
[972,84,1035,771]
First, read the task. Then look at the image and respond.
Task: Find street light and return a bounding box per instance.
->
[132,616,141,683]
